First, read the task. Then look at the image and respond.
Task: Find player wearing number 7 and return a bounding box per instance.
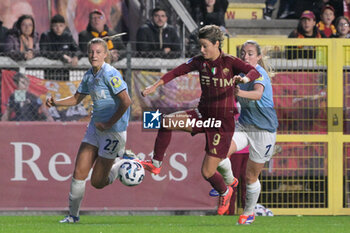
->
[46,38,131,223]
[141,25,260,216]
[223,40,278,224]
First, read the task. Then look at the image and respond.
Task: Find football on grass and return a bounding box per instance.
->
[119,160,145,186]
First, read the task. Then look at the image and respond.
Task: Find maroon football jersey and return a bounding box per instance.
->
[161,51,260,117]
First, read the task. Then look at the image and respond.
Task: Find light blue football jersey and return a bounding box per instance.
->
[77,62,130,132]
[237,64,278,132]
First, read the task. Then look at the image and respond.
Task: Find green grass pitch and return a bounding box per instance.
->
[0,215,349,233]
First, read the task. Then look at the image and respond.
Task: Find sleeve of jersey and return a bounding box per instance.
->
[106,71,127,95]
[254,70,268,87]
[161,58,198,84]
[77,75,89,94]
[233,58,260,81]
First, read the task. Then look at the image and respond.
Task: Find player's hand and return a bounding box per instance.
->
[95,122,111,131]
[46,97,56,107]
[25,50,34,60]
[234,75,250,84]
[141,85,157,97]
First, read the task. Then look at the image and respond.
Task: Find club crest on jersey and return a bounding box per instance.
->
[110,76,122,88]
[223,68,229,76]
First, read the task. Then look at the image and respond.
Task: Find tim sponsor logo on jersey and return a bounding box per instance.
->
[201,75,236,87]
[143,109,222,129]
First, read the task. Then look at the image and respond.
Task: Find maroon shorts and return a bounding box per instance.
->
[186,109,235,159]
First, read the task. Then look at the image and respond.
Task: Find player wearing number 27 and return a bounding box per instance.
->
[46,38,131,223]
[141,25,260,216]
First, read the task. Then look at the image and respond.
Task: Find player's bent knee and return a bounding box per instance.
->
[246,173,259,184]
[91,182,105,189]
[90,178,107,189]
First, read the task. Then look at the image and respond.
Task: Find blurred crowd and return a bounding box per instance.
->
[0,0,349,123]
[1,0,350,64]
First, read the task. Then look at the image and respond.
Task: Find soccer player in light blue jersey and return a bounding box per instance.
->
[222,40,278,224]
[46,38,131,223]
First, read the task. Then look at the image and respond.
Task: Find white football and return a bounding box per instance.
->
[119,160,145,186]
[254,203,267,216]
[265,208,274,216]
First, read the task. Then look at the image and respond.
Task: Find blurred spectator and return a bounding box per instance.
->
[331,16,350,37]
[264,0,278,20]
[287,11,326,59]
[317,4,336,37]
[288,10,326,38]
[56,0,122,42]
[4,14,39,61]
[1,72,53,122]
[190,0,228,31]
[313,0,332,21]
[318,0,350,21]
[0,20,8,52]
[79,9,125,62]
[40,14,80,66]
[136,7,181,58]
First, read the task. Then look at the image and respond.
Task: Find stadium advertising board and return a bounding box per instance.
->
[0,122,216,211]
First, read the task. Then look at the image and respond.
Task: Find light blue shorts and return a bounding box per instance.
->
[233,122,276,163]
[82,122,126,159]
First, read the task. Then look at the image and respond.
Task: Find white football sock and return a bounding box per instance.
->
[68,178,86,217]
[108,158,124,184]
[152,159,162,168]
[243,179,261,216]
[220,187,229,196]
[217,158,235,185]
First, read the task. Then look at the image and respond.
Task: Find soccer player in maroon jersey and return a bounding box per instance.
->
[141,25,260,215]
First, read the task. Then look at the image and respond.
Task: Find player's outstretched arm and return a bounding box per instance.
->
[236,83,264,100]
[141,79,164,97]
[46,92,86,107]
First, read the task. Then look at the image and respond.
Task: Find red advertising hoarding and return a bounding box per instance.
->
[0,121,217,211]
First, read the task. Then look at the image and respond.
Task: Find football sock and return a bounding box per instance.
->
[151,159,162,168]
[206,171,227,195]
[153,127,172,163]
[243,179,261,216]
[68,178,86,217]
[217,158,235,185]
[108,158,124,184]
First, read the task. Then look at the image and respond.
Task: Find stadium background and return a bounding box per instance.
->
[1,0,350,216]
